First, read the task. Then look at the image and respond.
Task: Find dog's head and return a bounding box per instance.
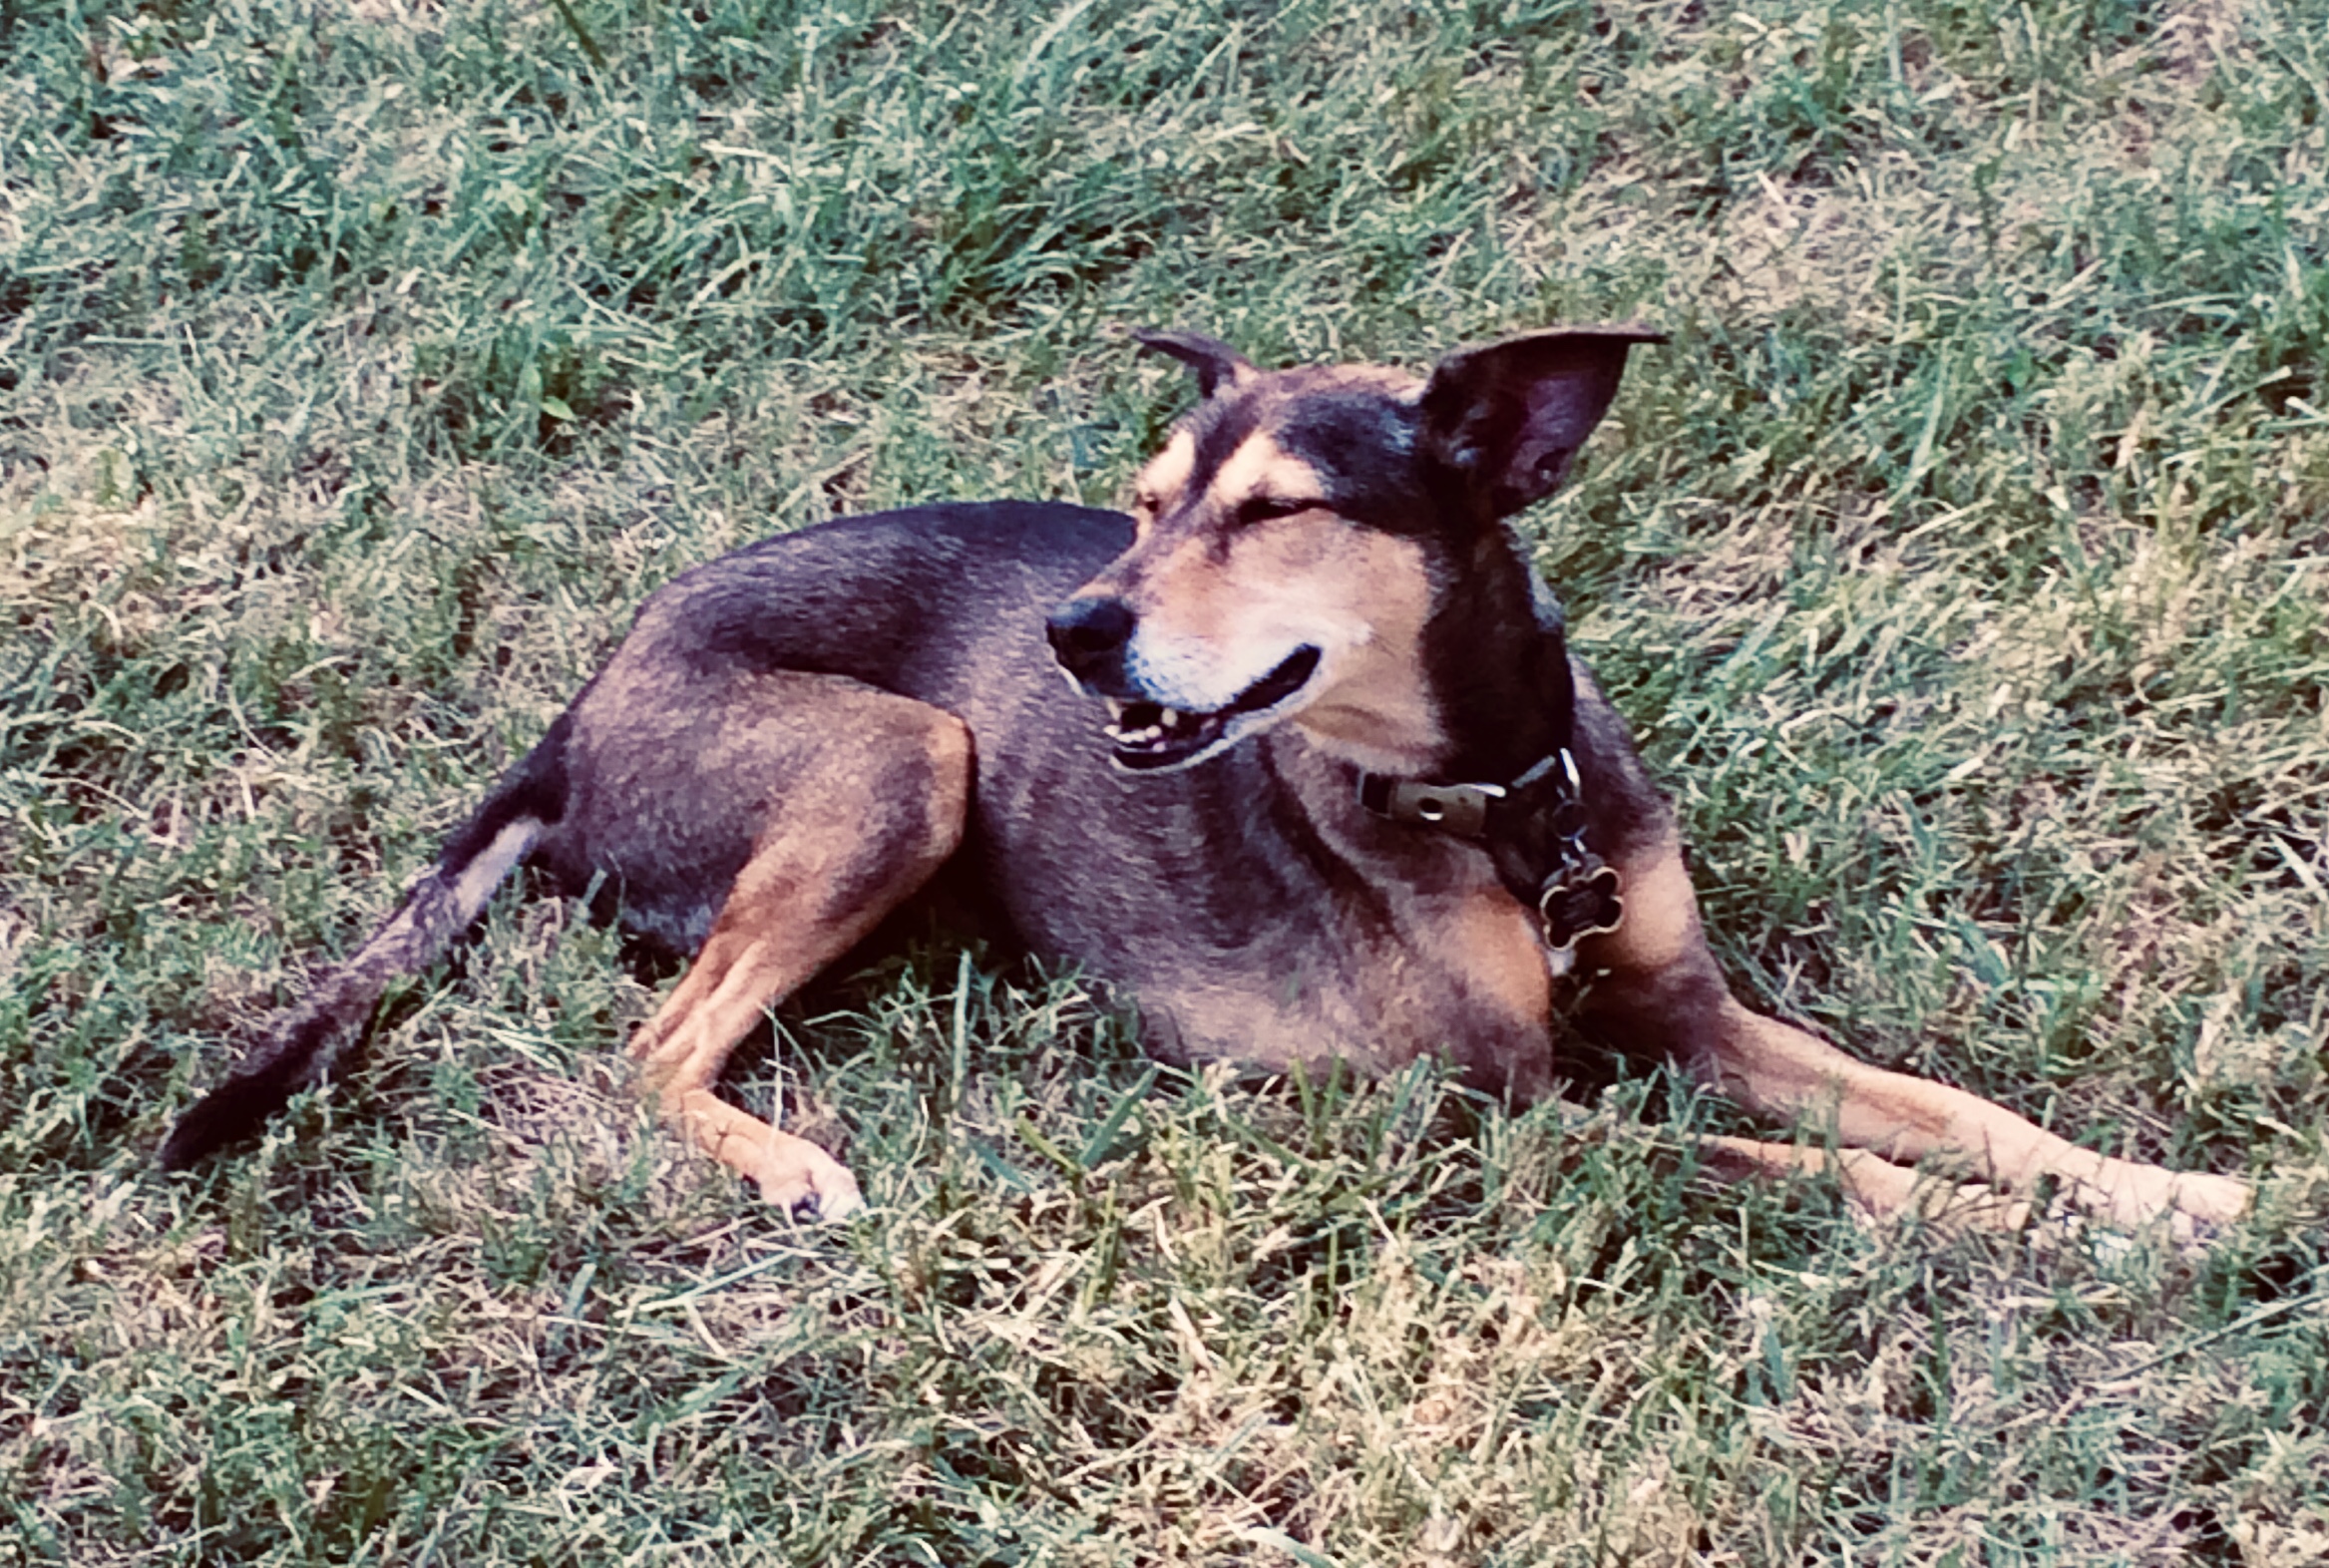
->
[1047,326,1661,774]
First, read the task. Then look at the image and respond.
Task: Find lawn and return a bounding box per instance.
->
[3,0,2326,1561]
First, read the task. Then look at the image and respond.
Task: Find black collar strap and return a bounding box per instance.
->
[1358,747,1625,956]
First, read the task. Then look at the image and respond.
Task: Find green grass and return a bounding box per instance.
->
[5,0,2328,1560]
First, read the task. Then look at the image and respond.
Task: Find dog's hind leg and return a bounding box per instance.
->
[576,674,973,1220]
[1575,834,2251,1237]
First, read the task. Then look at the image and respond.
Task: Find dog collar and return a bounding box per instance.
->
[1358,748,1625,957]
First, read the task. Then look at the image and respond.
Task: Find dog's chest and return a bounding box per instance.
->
[1150,875,1559,1093]
[983,777,1563,1097]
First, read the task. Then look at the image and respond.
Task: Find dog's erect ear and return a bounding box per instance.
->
[1132,329,1255,399]
[1418,325,1665,519]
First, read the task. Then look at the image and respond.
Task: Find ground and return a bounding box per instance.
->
[2,0,2326,1562]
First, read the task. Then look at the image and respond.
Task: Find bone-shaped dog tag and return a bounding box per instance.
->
[1538,863,1624,954]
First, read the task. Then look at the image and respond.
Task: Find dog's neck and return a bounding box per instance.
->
[1281,524,1576,785]
[1418,525,1576,788]
[1338,526,1620,947]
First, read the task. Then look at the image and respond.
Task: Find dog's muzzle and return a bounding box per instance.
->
[1045,593,1323,772]
[1045,594,1136,688]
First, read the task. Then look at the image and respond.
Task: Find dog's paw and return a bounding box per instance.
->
[2162,1170,2251,1229]
[751,1129,866,1223]
[2079,1161,2251,1245]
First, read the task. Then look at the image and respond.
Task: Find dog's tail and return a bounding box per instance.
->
[158,721,571,1171]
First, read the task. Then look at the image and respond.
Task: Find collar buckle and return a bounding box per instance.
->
[1357,777,1505,839]
[1360,746,1627,953]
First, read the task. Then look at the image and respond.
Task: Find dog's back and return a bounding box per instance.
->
[526,502,1131,948]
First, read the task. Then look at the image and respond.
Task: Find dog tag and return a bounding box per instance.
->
[1538,863,1624,954]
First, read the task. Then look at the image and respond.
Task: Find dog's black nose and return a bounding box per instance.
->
[1046,595,1136,678]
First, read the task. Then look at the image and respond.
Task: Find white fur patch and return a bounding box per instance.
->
[451,818,542,917]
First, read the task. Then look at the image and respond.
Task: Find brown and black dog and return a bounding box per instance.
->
[162,327,2248,1236]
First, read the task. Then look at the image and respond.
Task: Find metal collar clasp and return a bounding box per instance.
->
[1359,777,1505,838]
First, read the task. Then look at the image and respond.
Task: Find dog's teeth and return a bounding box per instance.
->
[1104,698,1128,720]
[1158,707,1184,729]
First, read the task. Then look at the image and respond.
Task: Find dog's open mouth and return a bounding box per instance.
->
[1103,646,1323,770]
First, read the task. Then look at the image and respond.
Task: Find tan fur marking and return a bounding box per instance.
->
[1706,1002,2249,1231]
[1564,820,2248,1233]
[1206,432,1327,512]
[677,1089,862,1215]
[1578,832,1700,976]
[1276,528,1438,766]
[1449,887,1553,1025]
[1696,1136,2036,1233]
[623,678,972,1216]
[1123,507,1442,768]
[1136,533,1231,639]
[1132,429,1196,518]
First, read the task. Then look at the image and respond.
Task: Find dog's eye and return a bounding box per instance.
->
[1239,495,1321,524]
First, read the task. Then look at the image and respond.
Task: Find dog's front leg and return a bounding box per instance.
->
[1575,835,2250,1236]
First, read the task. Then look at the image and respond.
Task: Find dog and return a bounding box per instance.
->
[161,326,2248,1237]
